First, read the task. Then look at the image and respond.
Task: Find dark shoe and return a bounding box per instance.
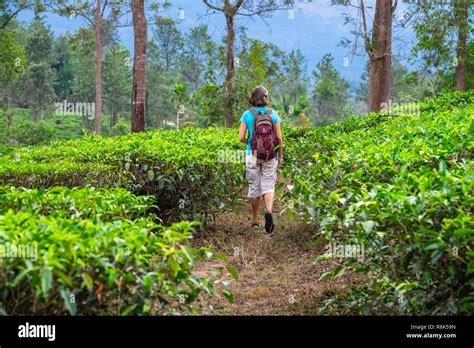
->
[264,212,274,233]
[251,222,260,229]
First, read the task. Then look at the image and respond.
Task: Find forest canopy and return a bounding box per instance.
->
[1,0,472,142]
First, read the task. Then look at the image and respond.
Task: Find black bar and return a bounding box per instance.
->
[0,316,472,346]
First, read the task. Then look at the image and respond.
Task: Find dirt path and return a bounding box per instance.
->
[192,202,359,315]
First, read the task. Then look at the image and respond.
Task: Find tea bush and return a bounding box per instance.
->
[281,91,474,314]
[0,186,158,221]
[8,121,57,146]
[0,186,233,315]
[0,127,246,221]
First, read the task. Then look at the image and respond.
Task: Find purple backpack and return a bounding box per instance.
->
[249,108,280,161]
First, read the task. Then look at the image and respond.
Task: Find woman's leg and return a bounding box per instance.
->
[261,158,278,211]
[263,192,274,213]
[246,154,262,225]
[261,158,278,233]
[251,197,260,224]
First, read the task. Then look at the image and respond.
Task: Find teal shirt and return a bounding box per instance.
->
[240,107,280,155]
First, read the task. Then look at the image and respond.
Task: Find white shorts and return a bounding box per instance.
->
[245,154,278,198]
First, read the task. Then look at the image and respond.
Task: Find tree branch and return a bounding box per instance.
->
[235,0,245,10]
[203,0,224,12]
[360,0,372,55]
[236,2,292,17]
[101,0,108,18]
[392,0,398,14]
[1,2,35,29]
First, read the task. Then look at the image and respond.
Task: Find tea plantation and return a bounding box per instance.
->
[281,91,474,314]
[0,91,472,315]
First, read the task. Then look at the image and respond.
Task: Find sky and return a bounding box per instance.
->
[17,0,417,85]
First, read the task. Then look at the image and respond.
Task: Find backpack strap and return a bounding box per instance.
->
[249,107,272,117]
[249,108,259,117]
[250,108,274,132]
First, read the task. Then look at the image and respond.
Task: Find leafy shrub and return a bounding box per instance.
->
[281,91,474,314]
[0,128,246,221]
[0,186,157,221]
[111,119,130,136]
[8,121,57,145]
[0,186,233,315]
[0,145,14,156]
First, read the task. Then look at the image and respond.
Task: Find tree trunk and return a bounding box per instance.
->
[224,13,235,128]
[131,0,147,133]
[95,0,102,134]
[109,107,113,131]
[368,0,393,113]
[455,0,468,92]
[34,108,41,122]
[112,107,118,127]
[6,84,13,130]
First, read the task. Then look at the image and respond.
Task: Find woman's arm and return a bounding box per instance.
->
[239,122,247,143]
[275,123,283,164]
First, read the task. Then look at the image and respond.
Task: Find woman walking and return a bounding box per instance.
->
[238,86,283,233]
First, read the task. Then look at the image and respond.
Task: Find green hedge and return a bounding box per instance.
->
[0,186,157,221]
[281,91,474,314]
[0,127,246,221]
[0,186,234,315]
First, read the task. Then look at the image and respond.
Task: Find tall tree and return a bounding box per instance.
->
[142,10,179,128]
[404,0,472,92]
[362,0,398,112]
[94,0,102,134]
[131,0,147,132]
[278,49,308,106]
[180,25,217,92]
[22,17,56,122]
[0,27,27,130]
[311,54,350,126]
[150,16,183,70]
[146,15,182,128]
[193,36,283,126]
[68,28,96,130]
[48,0,129,134]
[147,46,178,128]
[455,0,469,91]
[233,38,283,115]
[333,0,398,113]
[52,35,74,101]
[202,0,293,127]
[103,44,132,129]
